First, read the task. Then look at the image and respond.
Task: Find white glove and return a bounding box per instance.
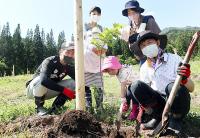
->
[120,26,130,42]
[119,98,129,113]
[137,23,146,33]
[120,97,127,103]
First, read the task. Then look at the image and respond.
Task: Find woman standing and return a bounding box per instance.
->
[121,0,161,64]
[84,6,106,112]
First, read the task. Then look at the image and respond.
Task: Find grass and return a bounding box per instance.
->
[190,60,200,75]
[0,75,55,123]
[188,60,200,113]
[0,61,200,136]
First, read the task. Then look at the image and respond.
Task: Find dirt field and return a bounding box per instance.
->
[0,110,137,138]
[1,110,200,138]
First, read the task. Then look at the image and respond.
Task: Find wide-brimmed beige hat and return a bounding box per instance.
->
[129,31,167,59]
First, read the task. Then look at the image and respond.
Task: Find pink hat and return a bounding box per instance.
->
[101,56,122,72]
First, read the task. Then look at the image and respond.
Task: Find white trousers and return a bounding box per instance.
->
[26,76,75,100]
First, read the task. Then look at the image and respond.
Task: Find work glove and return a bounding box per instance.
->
[63,88,76,100]
[119,98,130,113]
[177,62,191,85]
[120,26,131,42]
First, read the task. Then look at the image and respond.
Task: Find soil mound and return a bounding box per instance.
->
[47,110,104,137]
[1,110,199,137]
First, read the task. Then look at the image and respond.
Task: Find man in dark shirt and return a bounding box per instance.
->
[26,41,76,116]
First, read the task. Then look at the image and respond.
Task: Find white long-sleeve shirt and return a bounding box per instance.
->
[140,53,182,95]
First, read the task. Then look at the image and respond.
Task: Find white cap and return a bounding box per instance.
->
[61,41,74,50]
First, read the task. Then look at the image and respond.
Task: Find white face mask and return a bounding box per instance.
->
[90,15,101,23]
[141,44,159,58]
[128,13,139,22]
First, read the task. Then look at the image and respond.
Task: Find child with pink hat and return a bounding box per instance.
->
[102,56,139,120]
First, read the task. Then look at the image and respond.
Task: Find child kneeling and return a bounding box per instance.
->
[102,56,139,120]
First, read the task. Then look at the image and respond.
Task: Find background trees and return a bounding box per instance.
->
[0,22,199,76]
[0,23,62,76]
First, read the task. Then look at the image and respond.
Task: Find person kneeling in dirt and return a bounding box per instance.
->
[126,31,194,135]
[101,56,139,120]
[26,42,76,116]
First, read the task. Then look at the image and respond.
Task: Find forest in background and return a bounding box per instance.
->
[0,22,199,76]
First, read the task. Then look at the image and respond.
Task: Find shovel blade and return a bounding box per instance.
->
[149,119,169,137]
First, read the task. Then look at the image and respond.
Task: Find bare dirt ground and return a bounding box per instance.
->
[0,110,137,138]
[1,110,199,138]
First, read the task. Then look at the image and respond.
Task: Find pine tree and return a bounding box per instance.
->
[41,28,46,45]
[46,29,57,56]
[12,24,25,74]
[0,59,7,76]
[57,31,66,50]
[0,22,13,75]
[24,29,35,73]
[33,24,45,68]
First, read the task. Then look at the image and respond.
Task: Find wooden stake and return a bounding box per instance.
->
[74,0,85,110]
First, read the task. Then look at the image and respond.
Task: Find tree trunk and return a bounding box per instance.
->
[12,65,15,76]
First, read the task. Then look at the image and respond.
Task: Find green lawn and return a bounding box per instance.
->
[0,61,200,133]
[190,60,200,75]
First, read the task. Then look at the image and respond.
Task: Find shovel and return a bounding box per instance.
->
[150,31,200,137]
